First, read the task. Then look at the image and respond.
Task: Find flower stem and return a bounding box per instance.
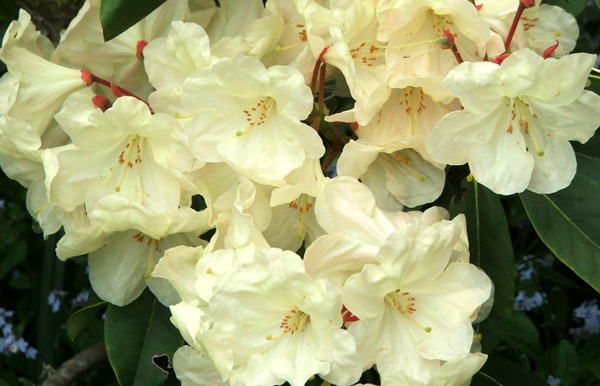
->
[505,3,525,51]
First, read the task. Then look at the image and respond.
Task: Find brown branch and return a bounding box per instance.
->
[43,343,108,386]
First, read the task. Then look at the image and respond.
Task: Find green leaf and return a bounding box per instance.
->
[548,340,581,385]
[451,179,515,353]
[100,0,167,41]
[502,311,544,361]
[471,372,503,386]
[596,0,600,9]
[543,0,589,16]
[105,290,184,386]
[0,0,17,22]
[477,354,548,386]
[67,301,107,341]
[520,151,600,293]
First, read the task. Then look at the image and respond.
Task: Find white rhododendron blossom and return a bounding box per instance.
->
[426,48,600,194]
[0,0,599,384]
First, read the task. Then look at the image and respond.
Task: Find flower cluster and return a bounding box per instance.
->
[570,299,600,337]
[0,0,598,384]
[0,308,37,359]
[514,290,546,311]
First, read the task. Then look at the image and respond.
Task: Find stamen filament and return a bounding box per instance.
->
[144,241,155,280]
[115,135,140,192]
[368,37,449,50]
[517,97,544,156]
[275,41,305,51]
[590,74,600,80]
[33,201,49,216]
[524,31,561,40]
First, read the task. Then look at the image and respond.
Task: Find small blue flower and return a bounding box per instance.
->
[48,290,67,313]
[2,324,12,336]
[25,346,37,359]
[547,375,561,386]
[15,337,28,353]
[71,289,89,308]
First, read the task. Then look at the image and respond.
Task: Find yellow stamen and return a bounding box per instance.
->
[475,333,483,341]
[466,173,474,182]
[368,37,448,50]
[592,68,600,74]
[393,154,426,182]
[33,201,49,216]
[517,97,544,156]
[237,98,275,137]
[524,30,561,40]
[144,240,155,280]
[297,195,308,240]
[174,112,195,119]
[590,74,600,80]
[266,310,309,340]
[115,135,142,192]
[206,268,220,276]
[275,41,305,51]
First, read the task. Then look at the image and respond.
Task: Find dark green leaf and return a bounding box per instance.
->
[502,311,544,361]
[451,179,515,353]
[549,340,581,385]
[543,0,589,16]
[596,0,600,10]
[520,151,600,293]
[471,372,503,386]
[0,240,26,280]
[479,354,548,386]
[100,0,167,41]
[67,301,107,341]
[0,0,17,22]
[105,290,184,386]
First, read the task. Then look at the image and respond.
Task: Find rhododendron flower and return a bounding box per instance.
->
[181,55,324,185]
[427,48,600,194]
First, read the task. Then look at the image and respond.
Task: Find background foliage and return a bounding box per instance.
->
[0,0,599,385]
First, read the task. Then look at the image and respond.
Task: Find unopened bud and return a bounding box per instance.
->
[543,40,560,59]
[92,95,112,111]
[492,53,511,65]
[80,70,93,87]
[519,0,536,8]
[136,40,148,61]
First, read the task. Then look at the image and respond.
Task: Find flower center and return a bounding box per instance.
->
[115,135,143,192]
[507,96,545,156]
[236,97,275,137]
[288,194,314,239]
[385,289,431,333]
[132,232,162,279]
[266,308,310,340]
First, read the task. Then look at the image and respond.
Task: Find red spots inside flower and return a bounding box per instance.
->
[136,40,148,61]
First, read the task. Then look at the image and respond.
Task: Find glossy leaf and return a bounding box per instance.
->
[67,301,107,341]
[105,290,184,386]
[471,373,502,386]
[543,0,589,16]
[100,0,167,41]
[451,179,516,353]
[520,151,600,293]
[476,354,548,386]
[502,311,544,361]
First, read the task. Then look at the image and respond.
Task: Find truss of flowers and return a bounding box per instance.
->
[0,0,599,385]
